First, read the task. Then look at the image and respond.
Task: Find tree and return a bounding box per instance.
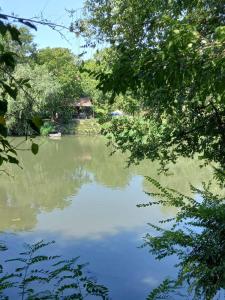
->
[36,47,85,121]
[7,63,62,135]
[0,11,79,167]
[37,47,82,98]
[80,48,141,117]
[0,16,43,168]
[1,26,37,63]
[80,58,106,106]
[77,0,225,170]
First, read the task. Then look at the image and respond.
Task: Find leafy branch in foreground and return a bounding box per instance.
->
[77,0,225,173]
[138,177,225,300]
[0,240,109,300]
[0,14,46,169]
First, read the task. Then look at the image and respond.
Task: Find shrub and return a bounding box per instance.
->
[40,121,55,136]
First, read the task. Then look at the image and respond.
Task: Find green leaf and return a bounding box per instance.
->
[28,116,43,134]
[7,25,21,44]
[215,26,225,41]
[31,143,39,155]
[0,116,6,125]
[0,52,16,68]
[0,156,3,166]
[0,21,7,36]
[32,116,43,128]
[7,155,19,164]
[0,100,7,115]
[0,124,7,137]
[1,82,17,99]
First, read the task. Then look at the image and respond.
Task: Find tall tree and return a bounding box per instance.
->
[36,47,85,121]
[36,47,82,99]
[0,16,42,167]
[7,63,61,135]
[80,48,141,116]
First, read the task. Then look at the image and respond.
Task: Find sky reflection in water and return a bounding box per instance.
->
[0,136,215,299]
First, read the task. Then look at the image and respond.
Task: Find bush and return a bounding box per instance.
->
[140,178,225,300]
[40,121,55,136]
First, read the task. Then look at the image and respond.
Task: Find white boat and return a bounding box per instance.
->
[49,132,62,138]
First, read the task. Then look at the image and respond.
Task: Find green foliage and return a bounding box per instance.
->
[138,177,225,299]
[78,0,225,169]
[35,47,96,123]
[40,121,55,136]
[74,119,101,135]
[31,142,38,155]
[0,15,44,168]
[94,107,108,119]
[102,116,162,165]
[7,63,61,135]
[79,58,104,106]
[0,240,109,299]
[146,278,178,300]
[0,17,19,166]
[0,17,22,167]
[77,3,225,299]
[80,49,141,117]
[0,26,37,64]
[36,47,83,99]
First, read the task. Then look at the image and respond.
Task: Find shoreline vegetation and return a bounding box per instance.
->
[56,119,101,136]
[8,119,102,137]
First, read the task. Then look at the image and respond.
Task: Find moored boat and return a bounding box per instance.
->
[49,132,62,138]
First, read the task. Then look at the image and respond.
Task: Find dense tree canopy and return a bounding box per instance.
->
[7,63,61,135]
[78,0,225,170]
[1,26,37,63]
[80,48,141,117]
[36,47,83,99]
[0,17,37,168]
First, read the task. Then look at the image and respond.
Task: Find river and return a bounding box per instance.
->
[0,136,215,299]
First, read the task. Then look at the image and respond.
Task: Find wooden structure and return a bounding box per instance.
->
[74,97,93,119]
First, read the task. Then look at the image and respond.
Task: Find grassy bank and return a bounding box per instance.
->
[42,119,102,136]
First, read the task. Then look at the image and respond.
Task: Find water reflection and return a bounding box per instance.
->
[0,136,216,299]
[2,229,177,300]
[0,238,109,300]
[0,136,215,234]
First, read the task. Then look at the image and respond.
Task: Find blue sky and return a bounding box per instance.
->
[0,0,96,57]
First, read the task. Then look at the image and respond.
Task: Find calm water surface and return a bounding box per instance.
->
[0,136,215,299]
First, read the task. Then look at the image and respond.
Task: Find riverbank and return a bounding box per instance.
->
[43,119,102,136]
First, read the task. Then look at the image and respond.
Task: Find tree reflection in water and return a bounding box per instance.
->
[0,136,216,233]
